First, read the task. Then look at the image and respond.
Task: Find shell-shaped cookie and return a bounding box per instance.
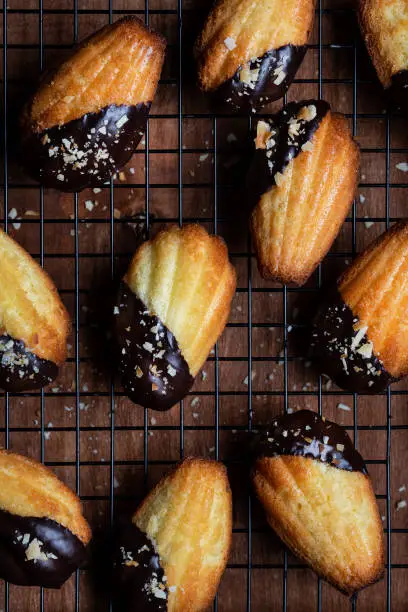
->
[358,0,408,108]
[0,449,91,588]
[250,100,359,285]
[195,0,315,111]
[114,224,236,411]
[21,16,166,191]
[312,221,408,392]
[129,458,232,611]
[252,410,384,595]
[0,229,69,392]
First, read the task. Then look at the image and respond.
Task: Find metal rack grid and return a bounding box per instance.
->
[1,0,407,610]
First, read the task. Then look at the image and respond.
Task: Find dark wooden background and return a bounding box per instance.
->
[1,0,408,609]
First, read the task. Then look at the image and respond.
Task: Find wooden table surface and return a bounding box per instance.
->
[1,0,408,610]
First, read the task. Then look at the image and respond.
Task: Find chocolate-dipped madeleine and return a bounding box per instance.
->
[252,410,384,595]
[0,228,69,392]
[358,0,408,110]
[311,221,408,393]
[0,449,91,588]
[21,16,165,191]
[249,100,360,285]
[113,224,236,411]
[195,0,315,112]
[114,457,232,611]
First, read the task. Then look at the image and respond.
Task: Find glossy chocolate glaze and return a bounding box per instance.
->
[0,334,58,392]
[387,70,408,112]
[310,288,395,393]
[0,508,86,588]
[114,281,194,411]
[21,103,149,192]
[219,44,307,113]
[253,409,367,473]
[248,99,330,199]
[113,523,168,611]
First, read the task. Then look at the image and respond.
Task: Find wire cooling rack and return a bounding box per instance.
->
[2,0,408,610]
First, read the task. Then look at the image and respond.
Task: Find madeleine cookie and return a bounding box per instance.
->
[0,229,69,392]
[113,224,236,411]
[0,449,91,588]
[358,0,408,109]
[311,221,408,393]
[195,0,315,112]
[114,458,232,611]
[249,100,359,285]
[21,17,165,191]
[252,410,384,595]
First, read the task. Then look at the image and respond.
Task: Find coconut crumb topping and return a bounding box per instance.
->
[224,37,236,51]
[255,121,272,149]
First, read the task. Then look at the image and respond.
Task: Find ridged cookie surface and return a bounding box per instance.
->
[0,450,91,588]
[340,220,408,378]
[311,221,408,392]
[253,457,383,594]
[26,16,165,131]
[358,0,408,88]
[250,100,360,285]
[21,17,166,191]
[252,410,384,595]
[0,229,69,391]
[0,450,89,542]
[133,458,232,611]
[196,0,315,110]
[114,224,236,410]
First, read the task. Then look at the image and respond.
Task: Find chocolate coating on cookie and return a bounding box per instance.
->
[310,289,395,393]
[387,70,408,112]
[254,409,367,473]
[0,334,58,392]
[248,99,330,199]
[0,508,87,588]
[114,281,194,411]
[113,523,168,611]
[218,44,307,112]
[21,103,149,192]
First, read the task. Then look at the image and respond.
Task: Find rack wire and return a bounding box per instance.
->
[1,0,408,610]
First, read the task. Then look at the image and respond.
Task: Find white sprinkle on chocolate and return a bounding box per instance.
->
[357,341,373,358]
[167,365,177,377]
[297,104,317,122]
[25,538,49,562]
[116,115,129,129]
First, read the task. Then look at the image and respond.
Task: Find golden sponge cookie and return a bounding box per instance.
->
[27,17,165,131]
[131,458,232,611]
[0,450,90,543]
[114,224,236,411]
[358,0,408,89]
[0,228,69,391]
[21,17,166,191]
[250,100,359,285]
[0,449,91,588]
[195,0,315,111]
[339,220,408,378]
[252,410,384,595]
[312,221,408,392]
